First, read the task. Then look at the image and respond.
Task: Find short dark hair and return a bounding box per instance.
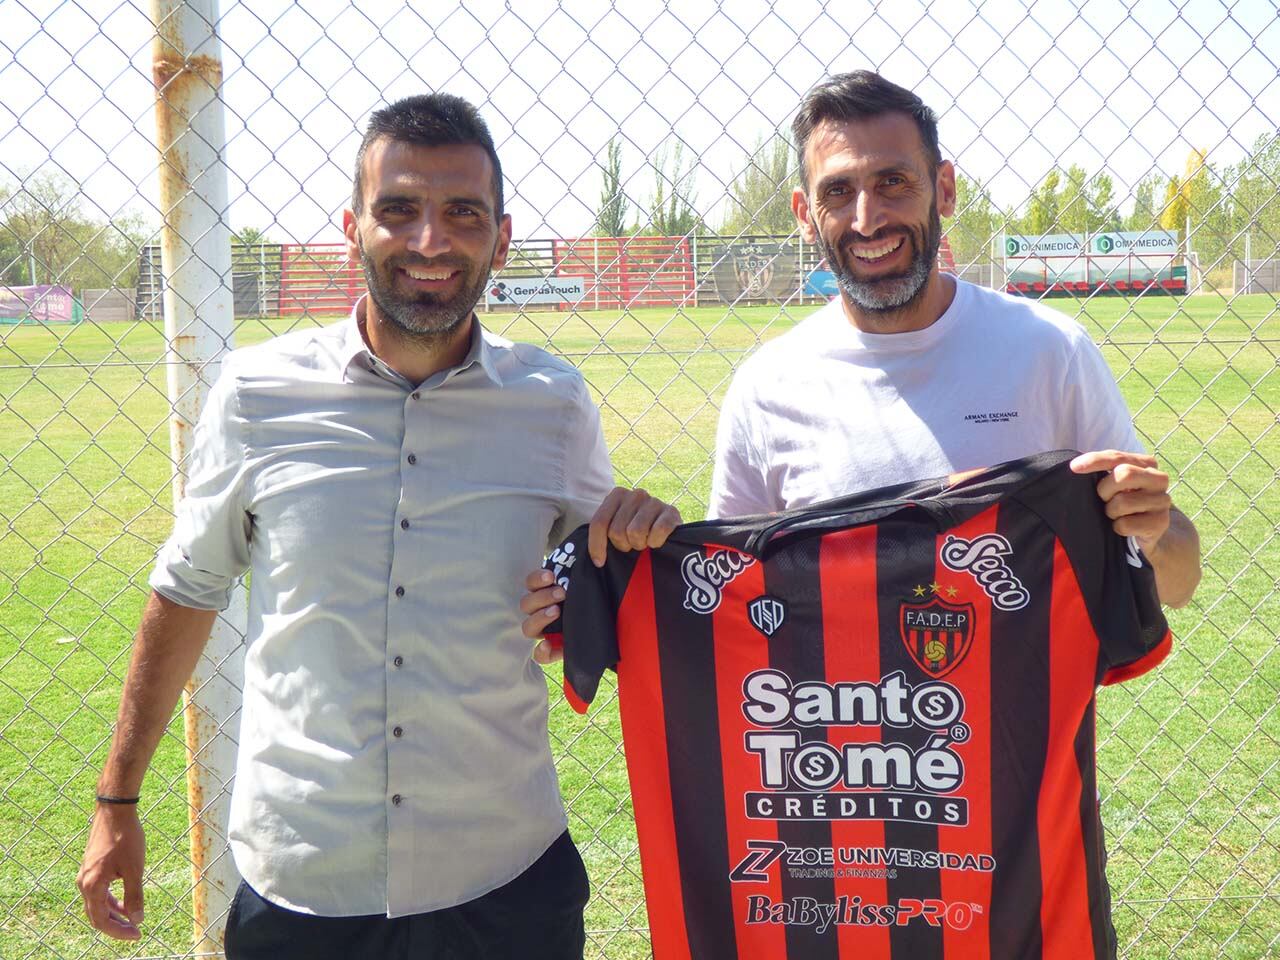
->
[351,93,504,217]
[792,71,941,189]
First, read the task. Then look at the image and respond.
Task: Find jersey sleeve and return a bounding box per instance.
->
[1016,465,1171,684]
[541,527,641,713]
[1095,534,1172,684]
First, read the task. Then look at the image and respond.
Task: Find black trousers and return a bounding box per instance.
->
[225,831,589,960]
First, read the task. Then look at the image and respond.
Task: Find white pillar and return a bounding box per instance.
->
[149,2,245,956]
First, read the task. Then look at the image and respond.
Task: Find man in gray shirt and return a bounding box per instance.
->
[76,93,678,959]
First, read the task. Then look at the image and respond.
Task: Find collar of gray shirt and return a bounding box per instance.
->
[344,300,505,390]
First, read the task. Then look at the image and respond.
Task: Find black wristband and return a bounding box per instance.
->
[95,794,140,805]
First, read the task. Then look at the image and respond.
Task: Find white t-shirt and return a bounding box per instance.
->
[709,277,1141,518]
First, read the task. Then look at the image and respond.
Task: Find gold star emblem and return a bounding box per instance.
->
[946,585,959,599]
[929,581,942,594]
[912,584,926,597]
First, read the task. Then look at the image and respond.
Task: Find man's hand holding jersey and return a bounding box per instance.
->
[523,487,681,664]
[1070,450,1201,609]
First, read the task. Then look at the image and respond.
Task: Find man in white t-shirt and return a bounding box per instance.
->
[710,70,1200,607]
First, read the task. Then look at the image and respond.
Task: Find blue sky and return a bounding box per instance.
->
[1,0,1276,242]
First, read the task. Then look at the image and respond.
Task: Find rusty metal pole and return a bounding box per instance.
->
[149,2,245,956]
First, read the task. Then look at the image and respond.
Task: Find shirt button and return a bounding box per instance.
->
[393,655,404,668]
[391,794,402,806]
[395,586,405,598]
[393,726,403,738]
[406,453,417,465]
[400,518,410,530]
[411,391,420,400]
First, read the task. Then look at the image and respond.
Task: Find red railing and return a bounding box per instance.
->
[553,236,694,308]
[278,244,363,316]
[273,237,700,315]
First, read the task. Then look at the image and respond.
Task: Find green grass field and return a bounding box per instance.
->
[1,292,1277,958]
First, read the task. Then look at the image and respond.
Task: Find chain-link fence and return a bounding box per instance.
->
[2,1,1278,958]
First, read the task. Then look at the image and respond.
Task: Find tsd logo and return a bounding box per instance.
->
[547,541,577,591]
[1125,536,1144,569]
[939,534,1030,611]
[748,595,787,637]
[682,549,756,614]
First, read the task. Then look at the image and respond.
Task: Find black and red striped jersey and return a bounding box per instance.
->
[544,451,1171,960]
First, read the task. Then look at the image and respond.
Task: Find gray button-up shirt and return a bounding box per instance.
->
[150,305,612,917]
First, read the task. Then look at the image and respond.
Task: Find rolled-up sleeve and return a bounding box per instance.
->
[149,363,251,610]
[550,377,614,545]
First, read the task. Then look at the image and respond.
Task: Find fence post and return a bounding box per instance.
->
[150,2,245,956]
[1243,234,1252,295]
[690,234,699,308]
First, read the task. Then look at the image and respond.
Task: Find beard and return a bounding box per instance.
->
[359,240,493,343]
[818,202,941,314]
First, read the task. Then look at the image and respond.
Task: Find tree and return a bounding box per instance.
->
[594,137,629,238]
[1233,133,1280,260]
[948,171,1001,266]
[2,172,87,286]
[1160,148,1213,246]
[1125,173,1163,231]
[721,134,796,236]
[1054,165,1121,235]
[1159,174,1186,236]
[1056,165,1088,234]
[646,139,701,237]
[1,171,148,289]
[1183,151,1230,267]
[233,226,270,248]
[1019,168,1062,234]
[0,213,31,285]
[1087,172,1121,233]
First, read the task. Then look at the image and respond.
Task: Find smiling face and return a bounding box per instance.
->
[343,137,511,342]
[793,112,955,326]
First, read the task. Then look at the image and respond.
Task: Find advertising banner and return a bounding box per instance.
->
[1003,230,1181,291]
[485,276,586,307]
[1002,234,1082,258]
[1004,232,1178,260]
[706,242,800,303]
[1090,231,1178,255]
[0,284,76,323]
[804,268,839,298]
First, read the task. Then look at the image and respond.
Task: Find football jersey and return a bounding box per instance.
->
[544,451,1171,960]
